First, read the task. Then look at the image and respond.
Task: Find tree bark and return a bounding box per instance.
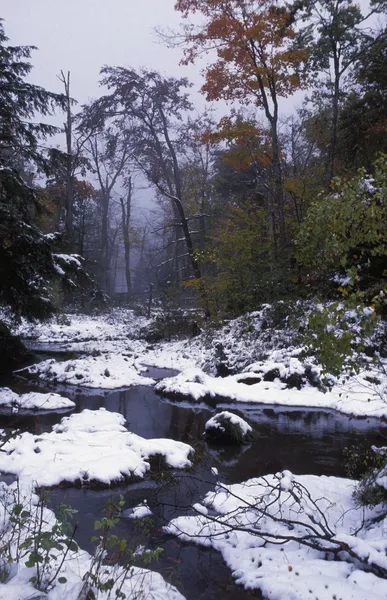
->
[60,71,74,246]
[120,178,132,297]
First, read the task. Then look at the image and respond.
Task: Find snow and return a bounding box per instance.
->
[204,411,252,436]
[53,253,82,268]
[156,358,387,418]
[0,480,185,600]
[0,388,75,411]
[9,306,387,417]
[123,501,153,519]
[192,502,209,515]
[0,408,193,487]
[2,306,387,598]
[166,472,387,600]
[15,309,150,344]
[19,354,155,389]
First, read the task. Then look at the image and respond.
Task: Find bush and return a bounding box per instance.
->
[345,445,387,507]
[142,308,202,342]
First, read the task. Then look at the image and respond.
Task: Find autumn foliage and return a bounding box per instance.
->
[175,0,307,106]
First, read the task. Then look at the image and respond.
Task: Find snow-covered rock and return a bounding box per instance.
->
[204,411,253,444]
[123,501,153,519]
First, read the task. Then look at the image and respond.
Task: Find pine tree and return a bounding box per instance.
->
[0,20,71,320]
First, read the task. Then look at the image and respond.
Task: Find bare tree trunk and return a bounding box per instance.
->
[270,118,286,255]
[119,177,132,297]
[101,189,110,293]
[60,71,74,247]
[326,55,340,190]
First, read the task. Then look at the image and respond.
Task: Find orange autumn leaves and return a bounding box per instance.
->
[174,0,307,104]
[202,115,272,170]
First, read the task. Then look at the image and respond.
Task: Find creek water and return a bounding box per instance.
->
[1,362,387,599]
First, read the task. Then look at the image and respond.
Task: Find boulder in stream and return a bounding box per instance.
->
[204,411,253,444]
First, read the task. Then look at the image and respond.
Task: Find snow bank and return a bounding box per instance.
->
[15,308,150,343]
[156,361,387,418]
[19,354,155,389]
[166,473,387,599]
[0,408,193,487]
[0,387,75,411]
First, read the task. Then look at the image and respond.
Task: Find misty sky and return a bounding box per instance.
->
[2,1,203,217]
[1,1,202,105]
[2,0,377,119]
[1,0,378,219]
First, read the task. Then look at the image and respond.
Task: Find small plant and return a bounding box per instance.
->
[79,494,163,600]
[142,308,202,342]
[0,481,78,591]
[346,446,387,507]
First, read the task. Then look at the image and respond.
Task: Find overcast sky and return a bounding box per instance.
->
[2,0,379,117]
[1,0,379,215]
[1,0,203,105]
[2,1,205,215]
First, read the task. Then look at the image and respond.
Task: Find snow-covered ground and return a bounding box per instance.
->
[0,408,194,488]
[14,308,150,343]
[11,306,387,418]
[1,306,387,599]
[0,480,185,600]
[166,472,387,600]
[0,388,75,411]
[20,354,156,389]
[155,359,387,418]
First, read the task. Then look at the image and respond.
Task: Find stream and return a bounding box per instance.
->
[1,356,387,599]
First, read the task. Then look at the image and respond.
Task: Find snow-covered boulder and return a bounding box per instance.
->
[204,411,253,444]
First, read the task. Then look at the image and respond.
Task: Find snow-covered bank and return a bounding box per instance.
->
[18,354,155,389]
[0,480,185,600]
[14,308,150,343]
[0,408,194,488]
[0,388,75,411]
[156,361,387,418]
[166,472,387,599]
[11,306,387,418]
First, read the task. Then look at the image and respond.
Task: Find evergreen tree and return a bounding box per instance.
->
[0,20,74,319]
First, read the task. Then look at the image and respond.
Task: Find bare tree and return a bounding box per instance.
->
[52,71,92,247]
[119,177,133,297]
[86,130,132,294]
[85,68,206,291]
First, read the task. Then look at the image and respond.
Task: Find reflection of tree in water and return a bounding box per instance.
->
[167,404,182,442]
[166,404,208,444]
[118,391,126,420]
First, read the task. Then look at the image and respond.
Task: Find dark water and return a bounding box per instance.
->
[1,373,387,599]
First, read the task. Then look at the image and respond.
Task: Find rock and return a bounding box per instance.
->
[237,375,262,386]
[263,368,280,382]
[284,372,304,389]
[204,411,253,444]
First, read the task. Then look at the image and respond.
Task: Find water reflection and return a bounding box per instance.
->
[2,380,386,600]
